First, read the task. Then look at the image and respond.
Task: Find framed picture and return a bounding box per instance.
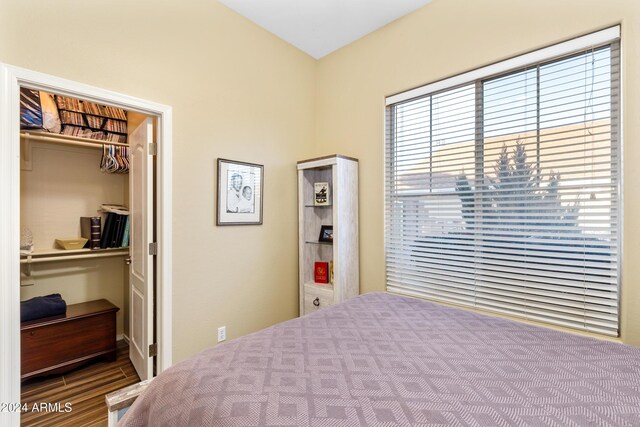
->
[217,158,264,225]
[314,182,331,206]
[319,225,333,243]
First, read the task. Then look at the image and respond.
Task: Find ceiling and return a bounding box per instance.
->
[217,0,433,59]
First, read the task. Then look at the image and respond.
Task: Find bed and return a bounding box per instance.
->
[120,292,640,426]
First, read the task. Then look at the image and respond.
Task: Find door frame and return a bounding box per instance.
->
[0,63,173,426]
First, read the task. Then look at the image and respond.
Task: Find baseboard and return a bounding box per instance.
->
[121,333,130,345]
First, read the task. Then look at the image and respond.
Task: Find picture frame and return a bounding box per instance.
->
[319,225,333,243]
[314,182,331,206]
[216,158,264,225]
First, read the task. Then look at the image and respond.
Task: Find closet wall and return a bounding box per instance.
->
[20,140,129,336]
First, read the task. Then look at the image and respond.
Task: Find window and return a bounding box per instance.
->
[385,28,621,336]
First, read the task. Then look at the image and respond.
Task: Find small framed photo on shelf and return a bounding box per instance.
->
[314,182,330,206]
[319,225,333,243]
[217,158,264,226]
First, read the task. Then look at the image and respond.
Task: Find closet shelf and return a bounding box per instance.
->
[20,247,129,264]
[20,131,128,149]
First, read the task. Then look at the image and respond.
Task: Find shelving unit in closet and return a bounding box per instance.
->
[19,129,131,268]
[297,154,359,315]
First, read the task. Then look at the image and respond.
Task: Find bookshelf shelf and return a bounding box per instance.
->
[20,247,129,264]
[298,155,359,316]
[304,282,334,291]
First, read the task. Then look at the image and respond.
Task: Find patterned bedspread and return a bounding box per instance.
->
[120,292,640,426]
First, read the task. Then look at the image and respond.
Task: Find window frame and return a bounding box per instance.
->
[384,27,622,336]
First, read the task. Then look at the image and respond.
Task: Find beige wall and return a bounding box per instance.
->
[0,0,316,362]
[315,0,640,345]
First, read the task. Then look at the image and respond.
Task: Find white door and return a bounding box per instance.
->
[129,117,154,380]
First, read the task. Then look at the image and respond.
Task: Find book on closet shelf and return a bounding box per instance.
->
[110,215,124,248]
[80,217,101,250]
[121,216,130,247]
[117,216,127,246]
[100,213,116,249]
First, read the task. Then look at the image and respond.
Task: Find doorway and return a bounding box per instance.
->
[0,64,173,426]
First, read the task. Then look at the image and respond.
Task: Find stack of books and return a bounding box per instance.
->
[54,94,128,143]
[313,260,334,285]
[100,205,130,249]
[81,204,130,250]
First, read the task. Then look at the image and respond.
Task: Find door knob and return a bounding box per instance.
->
[313,297,320,307]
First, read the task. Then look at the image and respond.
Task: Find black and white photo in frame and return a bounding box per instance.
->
[217,158,263,225]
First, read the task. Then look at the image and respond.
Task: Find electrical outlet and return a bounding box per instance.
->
[217,326,226,342]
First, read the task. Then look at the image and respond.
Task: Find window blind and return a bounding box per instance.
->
[385,31,621,336]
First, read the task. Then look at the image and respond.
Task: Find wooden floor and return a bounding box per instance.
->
[21,341,140,427]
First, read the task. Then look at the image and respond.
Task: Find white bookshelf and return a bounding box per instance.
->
[297,155,359,315]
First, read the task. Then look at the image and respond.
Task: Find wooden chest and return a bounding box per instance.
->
[21,299,119,380]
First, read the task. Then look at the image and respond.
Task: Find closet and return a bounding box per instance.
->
[18,89,156,421]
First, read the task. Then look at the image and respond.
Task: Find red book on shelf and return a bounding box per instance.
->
[314,262,329,284]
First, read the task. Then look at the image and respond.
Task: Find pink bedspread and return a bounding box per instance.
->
[120,292,640,426]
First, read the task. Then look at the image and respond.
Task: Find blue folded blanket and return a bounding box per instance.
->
[21,293,67,323]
